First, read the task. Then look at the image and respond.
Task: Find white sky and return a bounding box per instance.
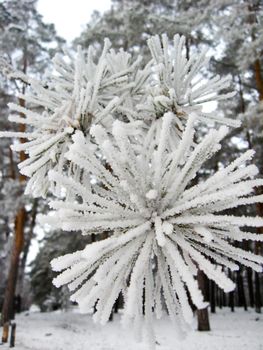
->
[37,0,112,42]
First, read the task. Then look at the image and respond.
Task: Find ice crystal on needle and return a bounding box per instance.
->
[45,114,263,347]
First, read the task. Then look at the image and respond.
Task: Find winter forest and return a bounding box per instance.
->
[0,0,263,349]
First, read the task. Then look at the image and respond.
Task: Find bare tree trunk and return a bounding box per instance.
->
[222,289,226,307]
[243,240,255,308]
[17,199,38,299]
[1,50,28,332]
[253,67,263,313]
[239,60,263,313]
[228,270,235,312]
[254,271,262,313]
[210,280,216,313]
[197,270,210,331]
[247,267,254,307]
[254,59,263,100]
[219,290,223,308]
[1,207,26,325]
[237,268,247,311]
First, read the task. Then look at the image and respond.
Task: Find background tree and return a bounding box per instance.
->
[0,0,64,335]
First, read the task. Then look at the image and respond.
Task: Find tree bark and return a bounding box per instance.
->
[247,267,255,307]
[222,289,226,308]
[237,269,247,311]
[197,270,210,331]
[1,207,26,325]
[210,280,216,313]
[253,56,263,312]
[1,49,27,331]
[218,288,222,309]
[17,199,38,299]
[254,59,263,100]
[228,270,235,312]
[240,52,263,312]
[254,271,262,313]
[2,322,9,343]
[9,322,16,348]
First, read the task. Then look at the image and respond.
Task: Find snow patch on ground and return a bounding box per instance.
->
[1,308,262,350]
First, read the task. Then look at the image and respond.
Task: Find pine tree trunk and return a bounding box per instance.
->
[210,280,216,313]
[1,207,26,325]
[254,271,262,313]
[247,267,254,307]
[243,240,255,308]
[1,53,27,331]
[252,7,263,313]
[218,288,222,309]
[254,191,262,314]
[254,59,263,100]
[197,269,210,331]
[2,322,9,343]
[237,269,247,311]
[17,199,38,299]
[228,270,235,312]
[229,289,235,312]
[243,57,263,312]
[222,289,226,307]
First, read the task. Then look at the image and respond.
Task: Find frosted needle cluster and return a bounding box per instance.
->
[1,34,238,197]
[0,40,141,197]
[2,34,263,349]
[46,115,263,347]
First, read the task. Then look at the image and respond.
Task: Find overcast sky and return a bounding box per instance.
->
[37,0,112,42]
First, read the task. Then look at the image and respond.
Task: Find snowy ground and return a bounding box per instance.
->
[1,308,262,350]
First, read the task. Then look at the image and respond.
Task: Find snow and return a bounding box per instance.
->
[2,308,262,350]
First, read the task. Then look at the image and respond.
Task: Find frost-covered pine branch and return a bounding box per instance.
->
[1,33,262,349]
[0,40,146,197]
[0,34,238,197]
[133,34,240,148]
[41,114,263,348]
